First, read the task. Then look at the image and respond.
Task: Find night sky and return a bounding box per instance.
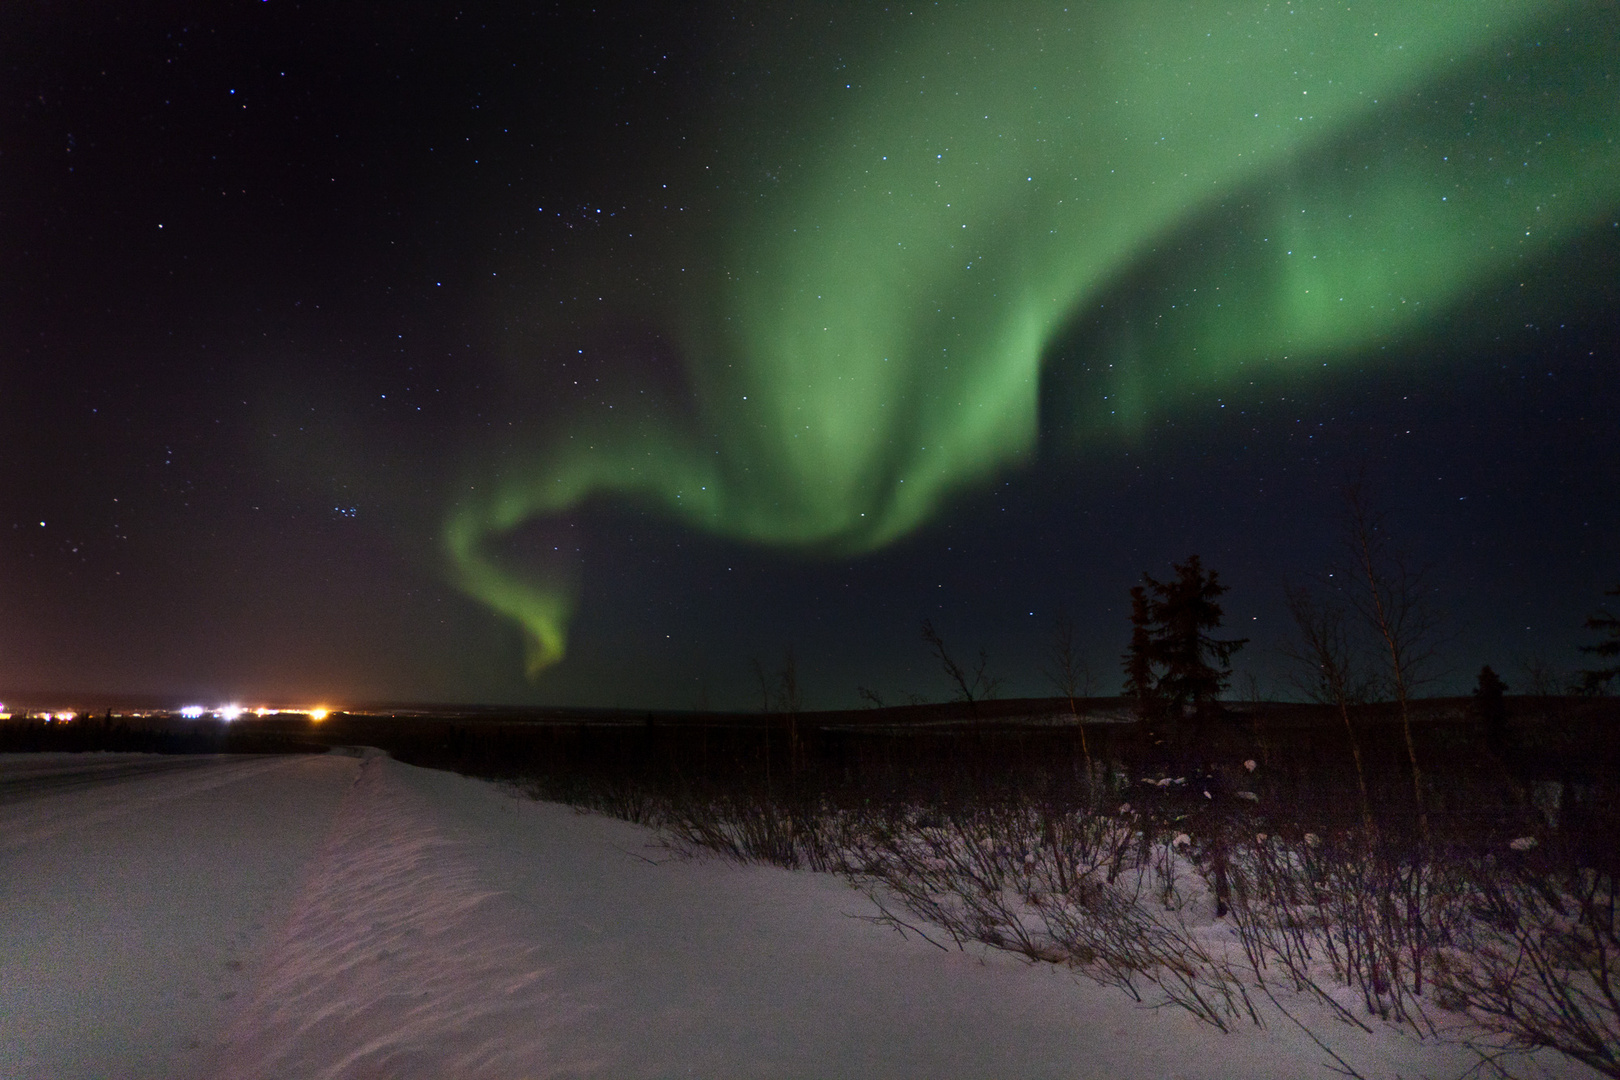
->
[4,1,1617,710]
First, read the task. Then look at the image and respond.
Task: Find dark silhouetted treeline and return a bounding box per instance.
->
[0,713,325,755]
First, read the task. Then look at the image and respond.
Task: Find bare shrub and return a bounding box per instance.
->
[478,710,1618,1076]
[1435,846,1620,1077]
[843,801,1258,1031]
[1222,825,1444,1036]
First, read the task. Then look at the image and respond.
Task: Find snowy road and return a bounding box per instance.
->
[0,754,228,804]
[0,751,1591,1079]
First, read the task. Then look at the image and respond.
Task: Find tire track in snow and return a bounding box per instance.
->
[214,752,604,1080]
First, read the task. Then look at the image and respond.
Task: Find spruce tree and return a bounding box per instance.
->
[1576,583,1620,695]
[1122,584,1158,712]
[1473,664,1509,742]
[1122,556,1247,714]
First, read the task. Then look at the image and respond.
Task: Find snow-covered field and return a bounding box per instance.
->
[0,751,1593,1079]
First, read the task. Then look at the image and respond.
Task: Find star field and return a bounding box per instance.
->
[1,1,1615,709]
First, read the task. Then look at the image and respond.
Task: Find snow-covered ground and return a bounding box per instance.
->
[0,751,1594,1079]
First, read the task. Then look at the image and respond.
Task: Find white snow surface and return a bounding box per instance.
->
[0,751,1594,1079]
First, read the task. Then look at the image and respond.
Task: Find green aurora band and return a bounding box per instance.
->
[447,0,1620,674]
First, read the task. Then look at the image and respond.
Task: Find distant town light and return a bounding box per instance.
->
[180,705,205,719]
[217,705,243,722]
[308,707,329,722]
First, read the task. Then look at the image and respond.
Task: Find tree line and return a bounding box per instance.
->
[841,477,1620,722]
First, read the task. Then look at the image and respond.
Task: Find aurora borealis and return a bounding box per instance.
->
[2,1,1617,707]
[446,1,1620,672]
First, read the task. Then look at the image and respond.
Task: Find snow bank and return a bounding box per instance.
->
[0,752,1593,1078]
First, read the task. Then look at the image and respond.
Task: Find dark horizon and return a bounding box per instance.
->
[3,689,1611,725]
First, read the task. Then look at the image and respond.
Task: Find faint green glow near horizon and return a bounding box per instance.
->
[449,0,1620,673]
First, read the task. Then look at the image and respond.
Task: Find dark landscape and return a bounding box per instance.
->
[4,1,1618,1076]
